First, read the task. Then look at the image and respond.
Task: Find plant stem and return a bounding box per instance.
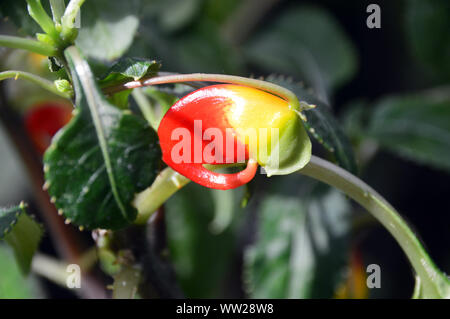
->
[134,167,189,224]
[0,70,71,99]
[61,0,86,42]
[0,85,107,299]
[32,253,69,287]
[26,0,60,42]
[50,0,66,24]
[104,73,310,112]
[0,35,57,56]
[131,89,158,131]
[299,156,450,298]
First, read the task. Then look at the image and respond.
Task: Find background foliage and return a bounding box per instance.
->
[0,0,449,298]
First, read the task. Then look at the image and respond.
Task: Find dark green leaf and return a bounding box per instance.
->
[0,203,43,274]
[244,176,351,298]
[267,75,357,174]
[367,93,450,172]
[166,183,243,298]
[43,47,161,230]
[75,0,140,61]
[246,5,357,96]
[405,0,450,79]
[99,58,161,87]
[0,204,24,239]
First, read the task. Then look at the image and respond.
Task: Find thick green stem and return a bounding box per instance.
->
[31,253,69,287]
[0,71,71,99]
[299,156,450,298]
[134,167,190,224]
[0,35,57,56]
[104,73,312,112]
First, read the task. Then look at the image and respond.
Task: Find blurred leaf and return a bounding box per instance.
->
[405,0,450,79]
[244,176,351,298]
[112,265,140,299]
[166,183,243,298]
[0,0,41,35]
[246,6,357,98]
[0,203,43,274]
[43,47,161,230]
[367,93,450,172]
[174,21,244,74]
[142,0,202,33]
[204,0,241,24]
[76,0,140,61]
[99,58,161,87]
[0,245,41,298]
[267,75,357,174]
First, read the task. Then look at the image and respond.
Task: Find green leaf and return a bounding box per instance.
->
[75,0,140,61]
[0,245,41,298]
[0,204,24,239]
[245,5,357,97]
[244,177,352,298]
[142,0,202,33]
[99,58,161,87]
[99,58,160,109]
[405,0,450,79]
[166,183,243,298]
[267,75,358,174]
[0,203,43,274]
[43,46,161,230]
[367,94,450,173]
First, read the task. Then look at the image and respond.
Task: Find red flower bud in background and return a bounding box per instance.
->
[158,84,311,190]
[25,101,73,155]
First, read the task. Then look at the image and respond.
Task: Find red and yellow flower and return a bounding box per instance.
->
[158,84,311,190]
[25,101,73,155]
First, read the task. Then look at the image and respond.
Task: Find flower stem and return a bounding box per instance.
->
[134,167,190,225]
[103,73,313,112]
[131,89,158,131]
[0,70,71,99]
[0,35,57,56]
[299,156,450,298]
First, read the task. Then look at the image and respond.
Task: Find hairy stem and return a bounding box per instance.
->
[0,35,57,56]
[0,70,71,99]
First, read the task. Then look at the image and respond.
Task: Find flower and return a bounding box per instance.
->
[25,101,72,154]
[158,84,311,189]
